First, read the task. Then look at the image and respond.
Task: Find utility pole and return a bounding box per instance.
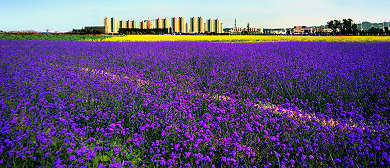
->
[234,18,237,28]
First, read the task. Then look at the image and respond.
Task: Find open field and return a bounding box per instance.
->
[101,35,390,43]
[0,34,112,41]
[0,40,389,167]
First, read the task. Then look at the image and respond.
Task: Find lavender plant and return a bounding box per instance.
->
[0,40,389,167]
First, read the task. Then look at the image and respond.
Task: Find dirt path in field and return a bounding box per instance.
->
[49,63,382,133]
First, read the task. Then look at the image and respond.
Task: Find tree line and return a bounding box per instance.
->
[327,18,389,35]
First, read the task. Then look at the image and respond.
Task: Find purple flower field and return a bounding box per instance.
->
[0,40,389,167]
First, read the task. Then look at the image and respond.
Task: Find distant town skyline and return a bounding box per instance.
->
[1,0,389,31]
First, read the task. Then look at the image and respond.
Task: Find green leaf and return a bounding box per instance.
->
[101,155,110,162]
[45,128,51,134]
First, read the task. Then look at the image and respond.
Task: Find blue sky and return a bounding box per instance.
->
[1,0,389,31]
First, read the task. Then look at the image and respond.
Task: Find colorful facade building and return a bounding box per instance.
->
[104,16,118,34]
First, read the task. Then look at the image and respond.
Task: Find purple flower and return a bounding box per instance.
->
[309,155,314,160]
[301,154,306,161]
[290,159,295,165]
[185,151,191,158]
[54,158,62,165]
[109,162,122,168]
[274,151,281,157]
[297,147,303,153]
[174,144,180,151]
[77,158,84,164]
[209,146,216,151]
[161,130,166,137]
[270,136,278,141]
[382,152,388,158]
[67,147,73,153]
[192,126,197,132]
[69,155,76,160]
[221,156,227,162]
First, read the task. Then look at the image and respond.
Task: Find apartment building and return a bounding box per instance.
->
[179,17,186,33]
[198,17,205,33]
[172,17,179,33]
[207,19,214,33]
[104,16,222,34]
[104,16,118,34]
[119,20,126,29]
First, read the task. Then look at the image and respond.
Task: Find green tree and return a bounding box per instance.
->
[366,27,380,35]
[327,20,341,35]
[342,18,354,35]
[327,20,334,34]
[351,23,358,35]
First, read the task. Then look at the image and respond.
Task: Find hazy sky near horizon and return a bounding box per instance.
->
[1,0,389,31]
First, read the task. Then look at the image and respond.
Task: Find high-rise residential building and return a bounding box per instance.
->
[131,20,138,29]
[207,19,214,33]
[126,20,130,28]
[140,21,147,29]
[111,17,118,33]
[105,16,222,34]
[172,17,179,33]
[198,17,205,33]
[179,17,186,33]
[104,17,116,34]
[104,17,109,34]
[119,20,126,29]
[215,19,219,33]
[104,17,118,34]
[163,18,170,33]
[215,19,222,33]
[190,17,198,33]
[163,18,170,29]
[147,20,154,29]
[156,18,163,29]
